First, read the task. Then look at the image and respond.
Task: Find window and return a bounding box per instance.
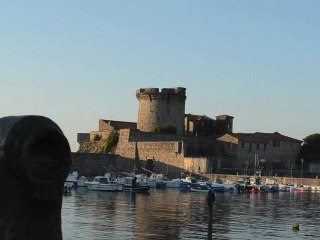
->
[273,141,276,147]
[249,143,252,150]
[264,144,267,150]
[277,141,280,148]
[242,142,245,148]
[257,143,260,150]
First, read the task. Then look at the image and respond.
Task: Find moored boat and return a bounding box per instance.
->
[261,177,280,192]
[235,176,263,193]
[191,184,211,193]
[310,185,320,191]
[121,176,150,193]
[86,175,123,192]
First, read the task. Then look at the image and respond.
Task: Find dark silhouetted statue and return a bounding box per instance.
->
[0,116,71,240]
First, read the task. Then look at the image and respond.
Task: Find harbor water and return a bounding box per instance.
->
[62,188,320,240]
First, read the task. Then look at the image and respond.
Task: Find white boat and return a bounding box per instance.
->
[208,178,236,192]
[279,184,294,192]
[147,173,167,188]
[310,185,320,191]
[65,171,88,188]
[65,171,78,188]
[86,175,123,192]
[77,176,88,187]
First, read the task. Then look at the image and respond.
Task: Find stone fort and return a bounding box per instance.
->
[77,87,233,177]
[76,87,301,178]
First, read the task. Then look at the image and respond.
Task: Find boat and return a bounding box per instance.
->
[147,173,167,188]
[235,176,263,193]
[190,183,225,193]
[65,171,79,188]
[163,178,181,188]
[121,176,150,193]
[191,184,211,193]
[261,177,280,192]
[208,179,236,192]
[86,174,123,192]
[179,173,199,192]
[65,171,88,188]
[292,184,309,192]
[279,184,294,192]
[136,172,167,188]
[76,176,88,187]
[310,185,320,191]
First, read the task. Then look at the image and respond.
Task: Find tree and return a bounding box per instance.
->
[300,133,320,164]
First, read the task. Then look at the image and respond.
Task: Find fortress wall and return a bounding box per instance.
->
[71,151,211,179]
[184,157,209,174]
[127,129,185,142]
[115,129,137,158]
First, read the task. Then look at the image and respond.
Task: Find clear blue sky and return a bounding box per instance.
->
[1,1,319,151]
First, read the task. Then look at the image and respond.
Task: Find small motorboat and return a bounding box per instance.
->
[86,175,123,192]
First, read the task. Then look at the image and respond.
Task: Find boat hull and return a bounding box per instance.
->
[86,183,123,192]
[122,185,150,193]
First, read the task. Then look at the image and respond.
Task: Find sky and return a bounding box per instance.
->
[1,1,319,152]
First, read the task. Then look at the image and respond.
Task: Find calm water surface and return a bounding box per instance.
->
[62,188,320,240]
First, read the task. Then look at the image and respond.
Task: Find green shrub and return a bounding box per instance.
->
[93,134,102,141]
[155,123,177,134]
[103,130,119,153]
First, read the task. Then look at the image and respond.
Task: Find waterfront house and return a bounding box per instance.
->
[217,132,302,174]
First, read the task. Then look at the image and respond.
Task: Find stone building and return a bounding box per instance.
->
[217,132,302,174]
[185,114,234,136]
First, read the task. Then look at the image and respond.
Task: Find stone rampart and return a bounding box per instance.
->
[71,152,194,179]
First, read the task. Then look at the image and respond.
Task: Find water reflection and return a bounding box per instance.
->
[62,189,320,240]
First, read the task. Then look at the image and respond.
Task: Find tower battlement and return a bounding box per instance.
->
[136,87,186,99]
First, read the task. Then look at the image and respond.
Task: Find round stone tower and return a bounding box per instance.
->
[136,87,186,135]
